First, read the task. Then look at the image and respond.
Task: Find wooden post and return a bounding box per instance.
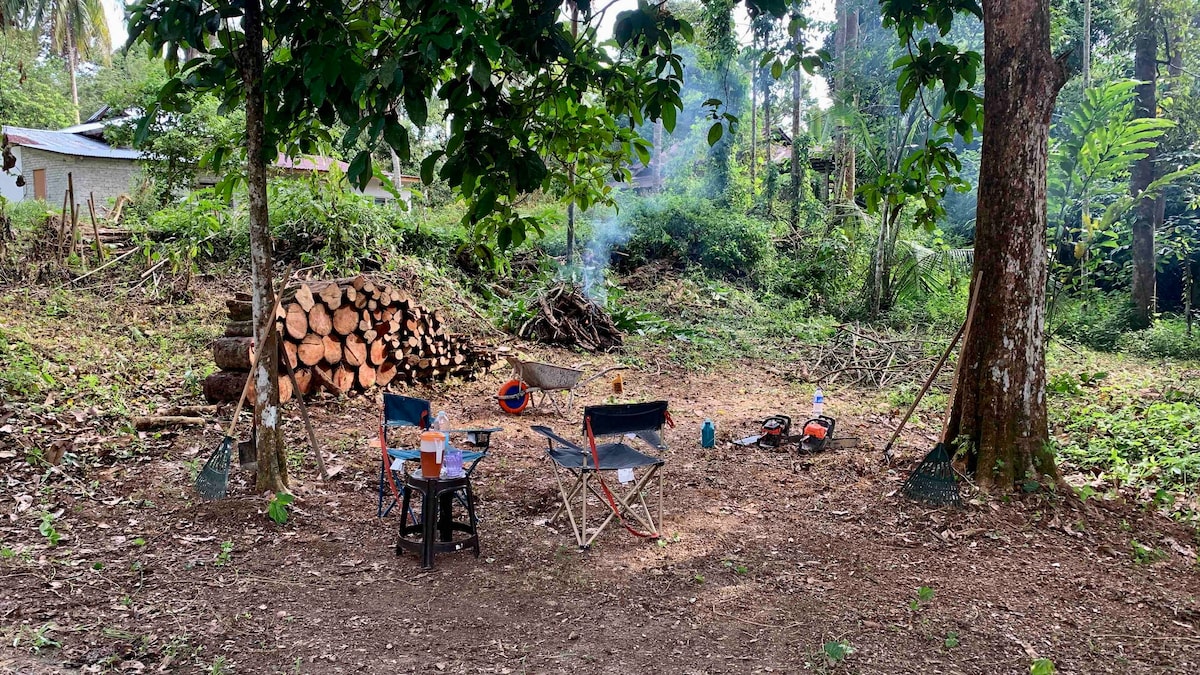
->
[67,173,79,261]
[56,189,69,263]
[87,193,105,260]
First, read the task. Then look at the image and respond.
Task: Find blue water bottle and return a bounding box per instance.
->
[701,419,716,448]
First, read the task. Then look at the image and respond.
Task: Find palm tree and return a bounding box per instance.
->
[35,0,111,123]
[1,1,31,28]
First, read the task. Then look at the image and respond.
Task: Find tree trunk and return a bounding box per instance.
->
[949,0,1068,492]
[750,32,758,199]
[241,0,288,494]
[764,58,773,217]
[1130,0,1158,329]
[841,10,858,201]
[68,39,80,124]
[789,16,802,230]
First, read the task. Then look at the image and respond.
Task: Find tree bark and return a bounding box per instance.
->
[240,0,288,494]
[949,0,1067,491]
[1130,0,1159,329]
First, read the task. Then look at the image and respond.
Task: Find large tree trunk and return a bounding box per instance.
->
[240,0,288,494]
[949,0,1068,492]
[1130,0,1159,329]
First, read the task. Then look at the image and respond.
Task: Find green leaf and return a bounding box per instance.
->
[1030,658,1056,675]
[268,492,294,525]
[707,122,724,146]
[420,151,443,184]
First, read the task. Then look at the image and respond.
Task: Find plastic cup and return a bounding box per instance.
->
[444,448,464,478]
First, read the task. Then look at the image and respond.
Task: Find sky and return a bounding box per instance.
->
[102,0,834,106]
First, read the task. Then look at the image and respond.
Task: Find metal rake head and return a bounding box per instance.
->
[196,437,234,501]
[901,443,961,506]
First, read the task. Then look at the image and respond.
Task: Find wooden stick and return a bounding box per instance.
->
[67,247,137,285]
[56,189,69,262]
[280,347,328,480]
[225,266,294,439]
[87,193,105,260]
[133,416,206,431]
[67,173,79,257]
[882,321,967,457]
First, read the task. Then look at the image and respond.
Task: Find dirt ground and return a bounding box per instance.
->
[3,344,1200,675]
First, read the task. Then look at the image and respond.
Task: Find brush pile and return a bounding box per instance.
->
[203,275,497,401]
[809,324,939,389]
[517,282,623,352]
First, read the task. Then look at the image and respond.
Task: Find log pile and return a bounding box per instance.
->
[517,282,623,352]
[203,276,497,402]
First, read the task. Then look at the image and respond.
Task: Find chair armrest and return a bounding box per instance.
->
[531,425,585,453]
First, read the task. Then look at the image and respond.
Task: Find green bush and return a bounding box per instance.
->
[1119,319,1200,360]
[1053,295,1133,352]
[1056,399,1200,491]
[269,179,406,271]
[621,195,772,280]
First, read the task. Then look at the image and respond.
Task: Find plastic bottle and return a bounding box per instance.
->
[812,388,824,416]
[432,411,450,468]
[701,419,716,448]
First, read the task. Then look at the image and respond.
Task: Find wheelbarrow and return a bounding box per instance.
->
[496,356,628,415]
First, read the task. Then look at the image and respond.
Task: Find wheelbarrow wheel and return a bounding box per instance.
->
[497,380,530,414]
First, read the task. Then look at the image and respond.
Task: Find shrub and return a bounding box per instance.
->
[620,195,772,280]
[1119,318,1200,360]
[269,179,406,271]
[1053,295,1133,352]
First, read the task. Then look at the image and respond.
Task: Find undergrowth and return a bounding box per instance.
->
[1048,350,1200,519]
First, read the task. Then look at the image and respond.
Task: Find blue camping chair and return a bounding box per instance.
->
[377,393,499,518]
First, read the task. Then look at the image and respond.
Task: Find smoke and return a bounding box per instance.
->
[579,217,630,306]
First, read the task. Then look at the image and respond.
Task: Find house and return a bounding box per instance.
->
[2,112,419,208]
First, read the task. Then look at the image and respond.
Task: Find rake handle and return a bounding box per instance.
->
[882,319,967,453]
[939,272,983,444]
[223,266,294,439]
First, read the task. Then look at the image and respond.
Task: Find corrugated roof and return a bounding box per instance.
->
[2,126,142,160]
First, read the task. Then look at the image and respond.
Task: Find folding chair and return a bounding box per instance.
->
[377,394,497,518]
[532,401,672,549]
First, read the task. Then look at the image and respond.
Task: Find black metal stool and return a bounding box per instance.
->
[395,471,480,569]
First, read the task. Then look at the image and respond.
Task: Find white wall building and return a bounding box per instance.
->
[2,118,418,209]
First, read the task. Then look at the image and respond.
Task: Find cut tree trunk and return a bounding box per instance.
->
[212,337,255,371]
[308,303,333,336]
[947,0,1068,492]
[284,304,308,340]
[1130,0,1159,329]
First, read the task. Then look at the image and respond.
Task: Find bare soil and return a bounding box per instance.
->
[2,293,1199,674]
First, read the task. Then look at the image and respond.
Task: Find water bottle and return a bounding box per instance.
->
[701,419,716,448]
[812,388,824,416]
[432,411,450,470]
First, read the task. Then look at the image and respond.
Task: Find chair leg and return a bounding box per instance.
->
[438,491,454,543]
[550,463,586,549]
[583,467,662,548]
[550,478,586,523]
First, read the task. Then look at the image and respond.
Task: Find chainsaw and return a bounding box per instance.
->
[735,414,846,453]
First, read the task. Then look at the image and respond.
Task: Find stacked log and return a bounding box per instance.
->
[202,276,497,402]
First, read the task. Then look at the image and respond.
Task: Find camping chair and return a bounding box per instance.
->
[532,401,672,549]
[376,394,498,519]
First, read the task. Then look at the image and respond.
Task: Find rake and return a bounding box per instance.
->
[900,273,981,507]
[196,270,291,500]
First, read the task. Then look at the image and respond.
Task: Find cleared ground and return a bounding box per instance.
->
[1,284,1198,674]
